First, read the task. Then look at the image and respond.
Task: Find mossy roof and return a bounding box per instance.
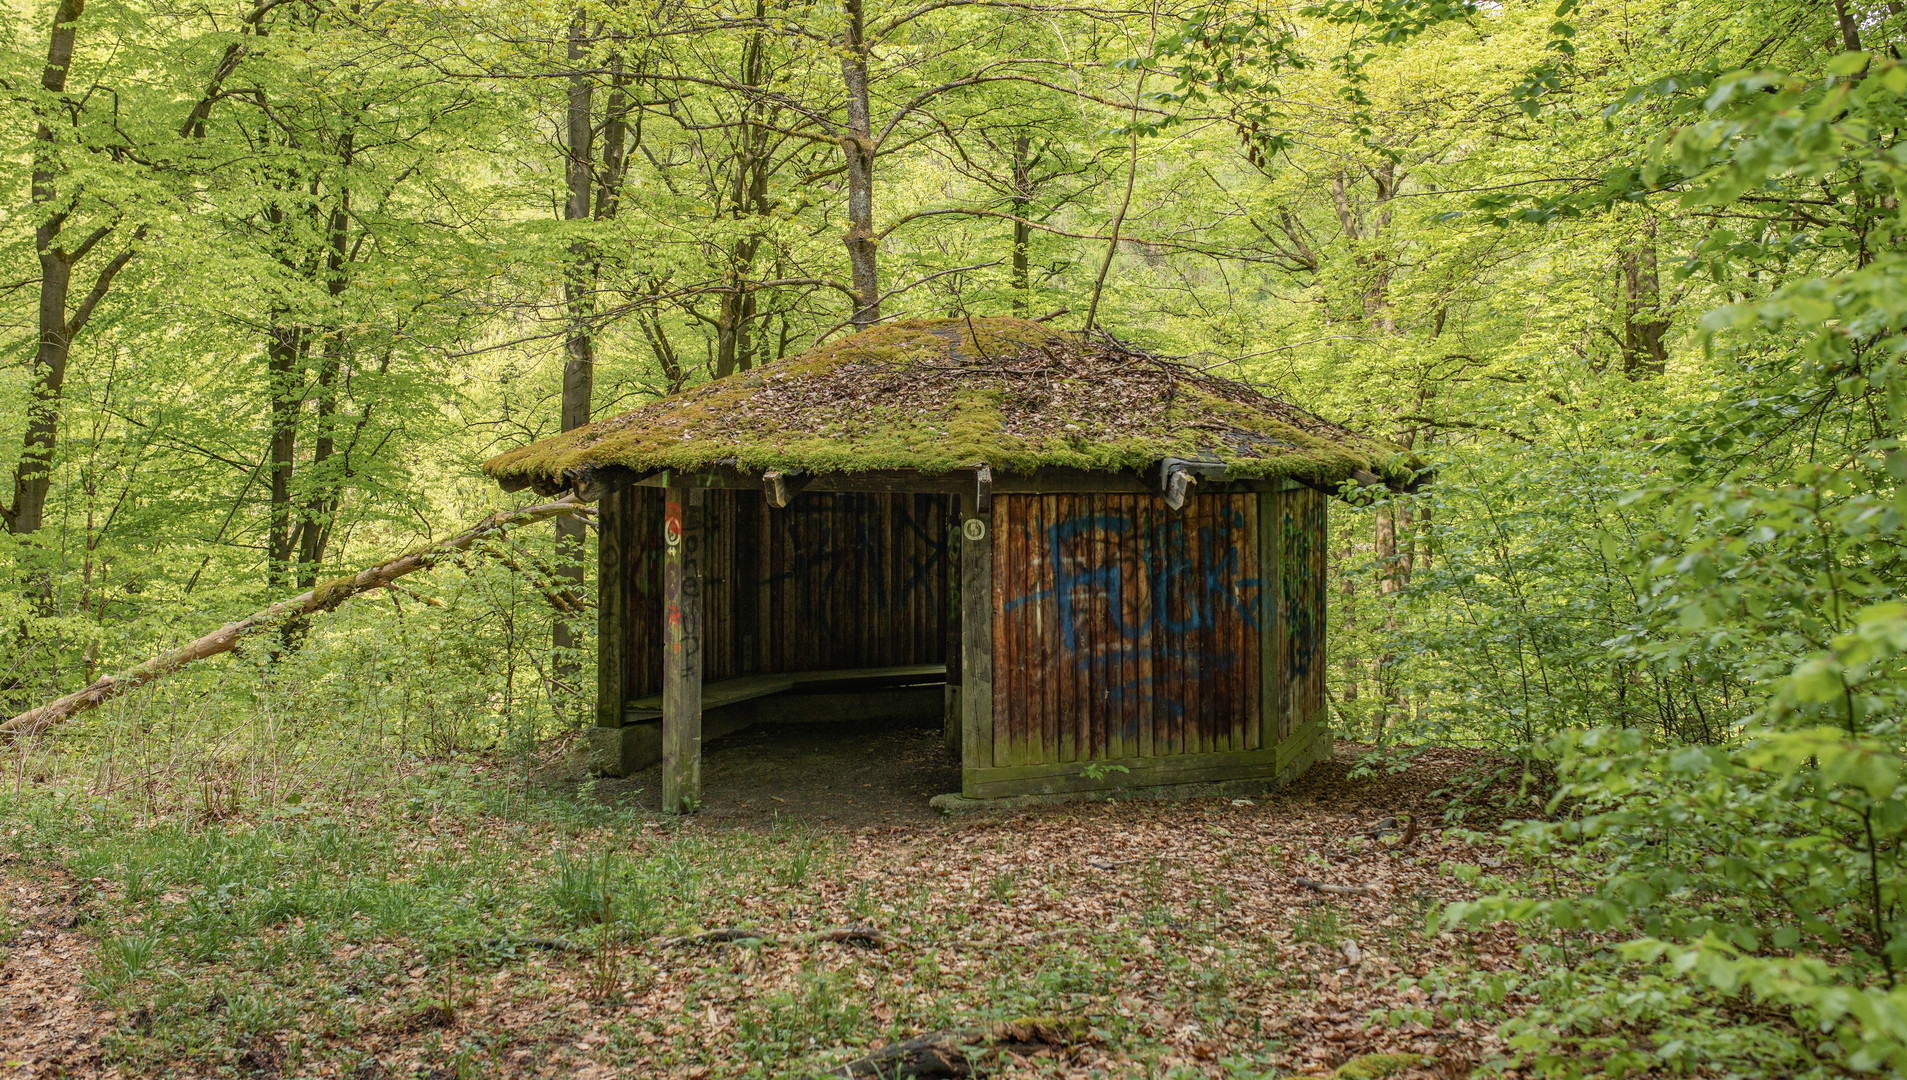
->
[483,317,1420,488]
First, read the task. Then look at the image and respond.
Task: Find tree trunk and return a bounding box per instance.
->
[839,0,879,328]
[1337,530,1359,730]
[1621,216,1669,377]
[1833,0,1864,52]
[1010,135,1033,313]
[296,187,354,583]
[10,0,87,537]
[555,10,599,707]
[266,316,305,593]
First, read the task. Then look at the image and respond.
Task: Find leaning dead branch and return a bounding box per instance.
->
[0,497,591,741]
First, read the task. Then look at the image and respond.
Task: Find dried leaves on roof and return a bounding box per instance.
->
[484,317,1418,487]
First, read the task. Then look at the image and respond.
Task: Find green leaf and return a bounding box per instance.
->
[1827,52,1872,77]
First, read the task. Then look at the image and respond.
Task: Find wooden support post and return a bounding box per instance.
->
[662,475,705,814]
[944,507,963,753]
[959,495,993,796]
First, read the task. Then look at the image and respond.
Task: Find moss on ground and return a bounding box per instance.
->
[1332,1052,1433,1078]
[483,317,1420,489]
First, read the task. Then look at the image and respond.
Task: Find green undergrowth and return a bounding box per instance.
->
[0,752,1288,1078]
[3,767,852,1075]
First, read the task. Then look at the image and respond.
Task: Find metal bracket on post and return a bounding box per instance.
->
[1146,456,1227,511]
[762,468,811,508]
[973,463,992,514]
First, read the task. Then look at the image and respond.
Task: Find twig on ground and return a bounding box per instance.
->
[1295,877,1377,896]
[659,925,905,949]
[827,1017,1085,1078]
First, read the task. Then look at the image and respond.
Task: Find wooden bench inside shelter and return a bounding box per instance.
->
[603,664,949,776]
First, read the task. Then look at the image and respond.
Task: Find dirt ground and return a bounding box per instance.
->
[594,716,962,826]
[1,862,108,1079]
[587,716,1500,832]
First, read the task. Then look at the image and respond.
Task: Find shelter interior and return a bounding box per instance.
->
[588,467,1332,813]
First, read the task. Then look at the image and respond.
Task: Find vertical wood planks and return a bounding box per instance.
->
[1276,486,1327,737]
[989,493,1263,765]
[991,497,1014,766]
[1042,495,1069,764]
[595,485,630,729]
[627,487,665,699]
[961,497,994,794]
[944,506,962,751]
[1256,490,1279,751]
[667,492,949,677]
[661,476,705,814]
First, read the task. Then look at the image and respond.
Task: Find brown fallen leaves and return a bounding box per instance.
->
[0,862,111,1080]
[2,742,1543,1079]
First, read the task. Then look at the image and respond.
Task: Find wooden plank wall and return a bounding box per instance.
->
[1276,486,1328,735]
[621,486,666,700]
[613,490,952,699]
[988,493,1264,767]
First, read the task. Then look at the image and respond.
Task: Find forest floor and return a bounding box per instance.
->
[590,717,961,826]
[1,729,1542,1080]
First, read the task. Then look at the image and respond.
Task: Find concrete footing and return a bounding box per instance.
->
[930,731,1334,813]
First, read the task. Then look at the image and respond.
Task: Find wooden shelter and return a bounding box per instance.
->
[484,318,1420,812]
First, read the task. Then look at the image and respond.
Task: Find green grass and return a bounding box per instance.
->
[2,704,1506,1079]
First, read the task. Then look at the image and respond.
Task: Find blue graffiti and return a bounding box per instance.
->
[1004,503,1263,728]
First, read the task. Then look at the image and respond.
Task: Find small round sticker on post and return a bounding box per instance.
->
[962,518,987,542]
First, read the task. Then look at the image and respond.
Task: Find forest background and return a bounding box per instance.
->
[3,0,1906,1074]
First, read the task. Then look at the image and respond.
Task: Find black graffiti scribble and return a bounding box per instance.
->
[759,495,947,634]
[1282,496,1324,678]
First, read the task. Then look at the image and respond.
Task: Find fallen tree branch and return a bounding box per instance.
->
[1,496,589,741]
[1295,877,1377,897]
[826,1017,1086,1079]
[382,582,444,608]
[661,925,905,949]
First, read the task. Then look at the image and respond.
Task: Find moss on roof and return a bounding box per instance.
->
[483,317,1420,488]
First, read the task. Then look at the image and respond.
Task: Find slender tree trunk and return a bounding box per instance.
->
[1621,215,1669,377]
[718,25,769,377]
[839,0,879,328]
[1337,531,1359,730]
[1010,135,1033,313]
[554,10,599,705]
[17,264,73,539]
[297,336,341,583]
[10,0,86,538]
[297,190,353,588]
[265,317,304,594]
[1085,71,1147,333]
